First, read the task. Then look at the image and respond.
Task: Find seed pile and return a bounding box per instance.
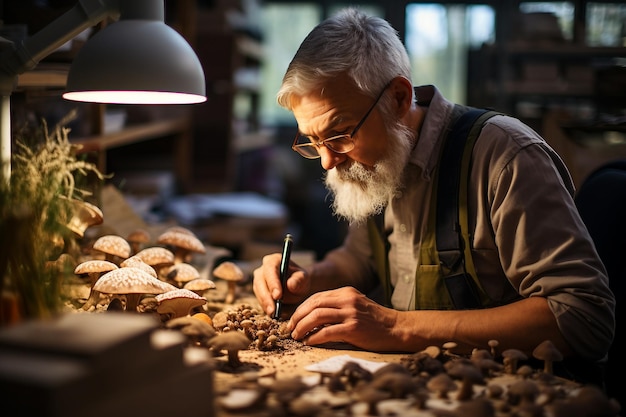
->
[211,303,294,351]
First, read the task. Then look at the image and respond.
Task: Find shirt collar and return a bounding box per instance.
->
[408,85,456,181]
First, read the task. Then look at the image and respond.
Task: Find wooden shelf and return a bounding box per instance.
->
[16,65,68,89]
[72,117,189,151]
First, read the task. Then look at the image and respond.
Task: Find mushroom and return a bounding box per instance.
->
[134,246,175,277]
[212,261,244,304]
[74,259,119,310]
[126,228,151,255]
[92,234,131,263]
[369,370,418,399]
[165,262,200,287]
[166,315,217,346]
[507,379,539,406]
[532,340,563,375]
[355,385,390,416]
[64,198,104,238]
[157,229,205,263]
[488,339,500,358]
[120,255,158,278]
[446,361,484,401]
[93,266,177,312]
[455,397,496,417]
[209,330,251,368]
[501,348,527,374]
[426,372,457,399]
[184,278,217,296]
[156,288,207,319]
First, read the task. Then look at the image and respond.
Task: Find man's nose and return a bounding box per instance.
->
[318,146,346,170]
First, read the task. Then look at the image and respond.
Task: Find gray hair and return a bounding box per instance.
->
[277,8,412,111]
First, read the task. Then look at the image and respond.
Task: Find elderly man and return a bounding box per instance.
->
[253,8,614,385]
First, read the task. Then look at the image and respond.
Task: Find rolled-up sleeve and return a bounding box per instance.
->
[473,117,615,361]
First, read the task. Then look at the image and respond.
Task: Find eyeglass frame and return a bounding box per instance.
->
[291,82,391,159]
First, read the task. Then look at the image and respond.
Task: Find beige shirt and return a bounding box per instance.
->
[337,85,615,360]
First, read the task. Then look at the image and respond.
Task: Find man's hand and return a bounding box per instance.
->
[252,253,311,317]
[287,286,401,352]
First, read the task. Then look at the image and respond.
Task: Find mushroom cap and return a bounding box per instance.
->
[210,331,251,353]
[93,267,176,295]
[501,348,528,362]
[166,316,216,341]
[532,340,563,362]
[134,246,175,266]
[166,226,196,235]
[65,198,104,237]
[120,256,158,278]
[156,288,207,318]
[166,262,201,284]
[157,229,205,254]
[92,234,131,259]
[426,372,457,394]
[74,259,118,275]
[212,261,244,282]
[184,278,217,292]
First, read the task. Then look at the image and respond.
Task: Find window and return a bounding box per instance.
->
[405,4,495,104]
[258,4,322,125]
[586,3,626,46]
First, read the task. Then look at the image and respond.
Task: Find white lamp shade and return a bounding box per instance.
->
[63,19,206,104]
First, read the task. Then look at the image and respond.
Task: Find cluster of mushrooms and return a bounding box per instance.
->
[70,222,295,372]
[215,340,621,417]
[73,226,245,314]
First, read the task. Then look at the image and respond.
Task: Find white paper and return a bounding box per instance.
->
[305,354,390,374]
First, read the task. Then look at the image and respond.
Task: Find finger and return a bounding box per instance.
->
[252,266,275,315]
[303,322,353,346]
[290,304,342,340]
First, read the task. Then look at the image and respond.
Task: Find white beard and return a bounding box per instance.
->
[324,122,414,225]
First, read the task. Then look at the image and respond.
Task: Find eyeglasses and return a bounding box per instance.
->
[291,83,390,159]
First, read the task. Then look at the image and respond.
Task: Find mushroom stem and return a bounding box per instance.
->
[82,289,101,311]
[227,350,241,367]
[125,293,142,313]
[225,282,236,304]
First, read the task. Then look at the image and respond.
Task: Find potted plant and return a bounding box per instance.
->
[0,113,107,324]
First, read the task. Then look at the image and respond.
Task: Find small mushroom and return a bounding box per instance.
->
[184,278,217,296]
[157,229,205,263]
[120,255,158,278]
[446,361,484,401]
[166,315,217,346]
[93,267,177,312]
[212,261,244,304]
[64,198,104,238]
[134,246,175,277]
[488,339,500,358]
[369,370,418,399]
[156,288,207,319]
[210,330,251,367]
[74,259,119,310]
[501,348,527,374]
[455,397,496,417]
[355,385,390,416]
[507,379,539,406]
[92,234,131,263]
[532,340,563,375]
[165,262,200,287]
[426,372,457,399]
[126,228,151,255]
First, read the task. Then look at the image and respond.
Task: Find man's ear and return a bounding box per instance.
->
[389,76,414,117]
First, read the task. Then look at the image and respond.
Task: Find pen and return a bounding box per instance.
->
[273,233,293,320]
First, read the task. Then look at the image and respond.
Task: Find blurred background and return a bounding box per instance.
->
[2,0,625,260]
